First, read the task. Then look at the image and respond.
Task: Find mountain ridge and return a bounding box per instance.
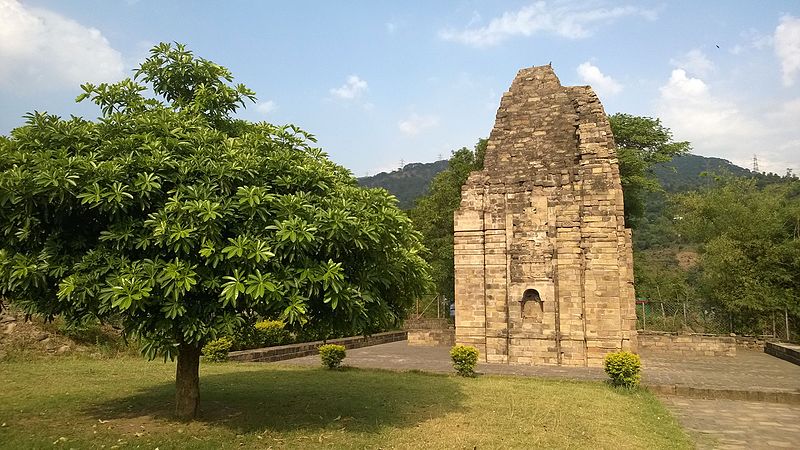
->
[358,154,756,209]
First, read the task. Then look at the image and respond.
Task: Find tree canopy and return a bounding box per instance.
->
[408,140,486,303]
[0,43,430,418]
[674,177,800,318]
[609,113,691,226]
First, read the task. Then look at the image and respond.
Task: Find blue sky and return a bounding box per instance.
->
[1,1,799,175]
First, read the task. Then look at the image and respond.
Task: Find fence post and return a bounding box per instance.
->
[773,312,776,338]
[786,308,791,342]
[642,303,646,330]
[437,295,440,319]
[683,302,688,326]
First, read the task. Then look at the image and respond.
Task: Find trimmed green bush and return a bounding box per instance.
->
[319,344,346,369]
[450,345,479,377]
[202,337,233,362]
[254,320,289,347]
[603,351,641,388]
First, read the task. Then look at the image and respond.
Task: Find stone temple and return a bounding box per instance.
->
[453,65,637,367]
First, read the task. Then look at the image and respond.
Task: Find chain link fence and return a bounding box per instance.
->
[636,300,798,343]
[410,294,453,320]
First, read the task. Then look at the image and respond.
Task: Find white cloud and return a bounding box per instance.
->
[670,49,714,77]
[730,28,772,55]
[398,113,439,136]
[255,100,276,115]
[0,0,125,92]
[330,75,368,100]
[653,69,800,173]
[658,69,758,144]
[774,15,800,86]
[439,1,657,47]
[576,61,622,96]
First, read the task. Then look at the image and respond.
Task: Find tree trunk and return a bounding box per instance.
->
[175,342,201,420]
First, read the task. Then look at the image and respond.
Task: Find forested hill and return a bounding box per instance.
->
[358,154,754,208]
[653,154,754,192]
[357,160,448,209]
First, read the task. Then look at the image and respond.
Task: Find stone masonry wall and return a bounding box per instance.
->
[638,331,736,357]
[454,65,636,367]
[406,318,455,347]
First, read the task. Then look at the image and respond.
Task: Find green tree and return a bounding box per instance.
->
[0,43,430,418]
[609,113,691,226]
[674,177,800,323]
[408,140,486,302]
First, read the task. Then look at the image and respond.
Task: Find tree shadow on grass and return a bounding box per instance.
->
[85,365,464,434]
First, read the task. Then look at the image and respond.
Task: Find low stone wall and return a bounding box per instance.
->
[734,335,771,351]
[228,331,407,362]
[406,318,455,347]
[638,331,736,357]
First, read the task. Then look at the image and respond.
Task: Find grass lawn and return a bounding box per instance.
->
[0,356,691,449]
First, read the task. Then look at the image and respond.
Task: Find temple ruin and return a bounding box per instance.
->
[453,65,637,367]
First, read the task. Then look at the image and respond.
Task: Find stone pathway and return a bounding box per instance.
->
[269,341,800,449]
[640,349,800,393]
[661,397,800,449]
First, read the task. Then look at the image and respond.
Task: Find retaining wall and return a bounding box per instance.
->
[228,331,407,362]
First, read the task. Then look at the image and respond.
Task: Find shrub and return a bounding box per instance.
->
[202,337,233,362]
[450,345,479,377]
[319,344,346,369]
[254,320,289,347]
[231,322,261,351]
[603,351,642,388]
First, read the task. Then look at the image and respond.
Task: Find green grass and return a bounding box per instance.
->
[0,356,691,449]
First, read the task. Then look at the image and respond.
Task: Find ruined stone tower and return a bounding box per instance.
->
[453,65,637,367]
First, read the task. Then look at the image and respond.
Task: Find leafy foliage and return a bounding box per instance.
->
[318,343,346,369]
[609,113,690,227]
[202,337,233,362]
[449,344,479,377]
[408,140,486,300]
[674,177,800,320]
[603,351,641,388]
[253,319,289,347]
[0,42,431,361]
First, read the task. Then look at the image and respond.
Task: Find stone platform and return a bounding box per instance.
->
[765,342,800,366]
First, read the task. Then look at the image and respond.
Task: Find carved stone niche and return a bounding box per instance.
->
[521,288,543,323]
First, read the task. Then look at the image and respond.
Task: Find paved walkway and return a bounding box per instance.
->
[639,349,800,393]
[274,341,800,393]
[662,397,800,449]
